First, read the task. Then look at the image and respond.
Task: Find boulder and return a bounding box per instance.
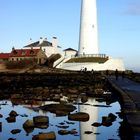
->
[58,130,70,135]
[67,89,78,94]
[70,129,78,135]
[9,110,18,117]
[40,104,76,115]
[32,132,56,140]
[92,122,102,127]
[33,116,49,129]
[6,116,16,123]
[108,113,117,122]
[8,138,16,140]
[81,96,88,103]
[23,119,34,128]
[55,110,69,116]
[102,116,112,127]
[0,114,3,118]
[56,125,69,129]
[84,131,93,134]
[68,112,89,122]
[0,122,2,132]
[11,129,21,134]
[102,113,117,127]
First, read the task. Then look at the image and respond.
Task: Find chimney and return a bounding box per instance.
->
[52,37,58,48]
[44,38,47,41]
[29,38,33,45]
[39,37,44,44]
[12,47,15,51]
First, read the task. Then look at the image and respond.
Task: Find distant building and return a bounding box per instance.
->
[9,47,47,64]
[63,48,77,58]
[24,37,62,57]
[0,53,10,62]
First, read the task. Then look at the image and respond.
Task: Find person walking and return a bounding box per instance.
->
[115,69,119,80]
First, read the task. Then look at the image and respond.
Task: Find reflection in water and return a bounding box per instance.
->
[80,98,98,140]
[0,95,122,140]
[0,122,2,132]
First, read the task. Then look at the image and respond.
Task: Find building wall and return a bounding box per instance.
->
[9,50,47,65]
[79,0,99,55]
[36,50,47,64]
[24,46,61,57]
[0,63,6,70]
[61,58,125,71]
[64,50,77,58]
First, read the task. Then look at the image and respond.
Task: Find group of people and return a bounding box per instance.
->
[106,69,125,80]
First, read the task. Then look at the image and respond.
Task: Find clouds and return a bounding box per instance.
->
[124,1,140,15]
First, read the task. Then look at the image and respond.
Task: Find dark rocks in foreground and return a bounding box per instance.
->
[11,129,21,134]
[0,72,106,100]
[33,116,49,129]
[58,129,78,135]
[23,116,49,131]
[6,110,18,123]
[40,103,76,116]
[32,132,56,140]
[68,112,89,122]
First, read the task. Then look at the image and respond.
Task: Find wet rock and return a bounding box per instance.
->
[81,96,88,103]
[11,94,21,99]
[102,113,117,127]
[86,91,94,97]
[67,89,78,94]
[6,116,16,123]
[40,103,76,115]
[94,88,104,95]
[22,119,34,134]
[23,119,34,128]
[108,113,117,122]
[33,116,49,129]
[102,116,112,127]
[58,130,70,135]
[11,129,21,134]
[84,131,93,134]
[51,94,60,101]
[32,132,56,140]
[24,127,34,135]
[9,110,18,117]
[20,114,28,117]
[0,122,2,132]
[56,125,69,129]
[8,138,16,140]
[92,122,102,127]
[93,104,111,108]
[55,110,69,116]
[0,114,3,118]
[70,129,78,135]
[65,121,75,125]
[94,133,100,135]
[68,112,89,122]
[59,122,65,125]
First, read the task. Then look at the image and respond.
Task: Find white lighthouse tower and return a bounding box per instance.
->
[59,0,125,72]
[78,0,99,55]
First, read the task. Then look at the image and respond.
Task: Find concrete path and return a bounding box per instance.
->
[107,76,140,138]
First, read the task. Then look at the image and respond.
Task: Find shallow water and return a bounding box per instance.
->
[0,96,122,140]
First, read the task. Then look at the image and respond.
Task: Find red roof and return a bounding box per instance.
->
[0,53,10,59]
[10,49,40,57]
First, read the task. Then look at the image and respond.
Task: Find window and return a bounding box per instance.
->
[22,51,25,55]
[30,50,34,54]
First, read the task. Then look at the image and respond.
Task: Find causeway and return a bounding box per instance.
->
[107,76,140,139]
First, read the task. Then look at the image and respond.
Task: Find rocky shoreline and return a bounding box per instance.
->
[0,67,136,140]
[0,68,107,101]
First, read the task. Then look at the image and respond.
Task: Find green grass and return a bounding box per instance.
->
[66,57,108,63]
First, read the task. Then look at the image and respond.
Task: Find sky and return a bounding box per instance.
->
[0,0,140,72]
